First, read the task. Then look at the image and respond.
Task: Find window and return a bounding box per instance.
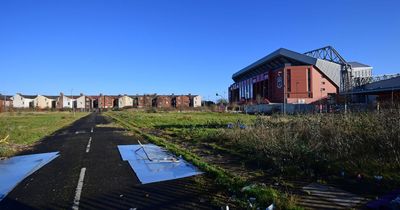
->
[287,69,291,92]
[68,102,70,105]
[322,82,325,85]
[307,68,312,93]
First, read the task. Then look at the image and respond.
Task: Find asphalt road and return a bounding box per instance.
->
[0,112,216,210]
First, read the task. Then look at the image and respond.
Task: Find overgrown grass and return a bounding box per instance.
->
[106,110,400,208]
[220,112,400,180]
[106,111,301,209]
[0,112,88,157]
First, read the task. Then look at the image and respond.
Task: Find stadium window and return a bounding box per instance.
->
[287,69,291,92]
[307,68,312,93]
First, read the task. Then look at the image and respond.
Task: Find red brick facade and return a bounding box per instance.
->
[99,94,118,108]
[230,65,338,104]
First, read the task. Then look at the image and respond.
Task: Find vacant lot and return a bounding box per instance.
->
[107,110,400,209]
[0,112,88,157]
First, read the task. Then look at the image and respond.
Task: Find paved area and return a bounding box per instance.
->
[0,113,215,210]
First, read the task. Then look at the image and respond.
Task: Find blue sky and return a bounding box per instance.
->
[1,0,399,101]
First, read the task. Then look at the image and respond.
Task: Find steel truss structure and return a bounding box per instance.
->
[304,46,353,92]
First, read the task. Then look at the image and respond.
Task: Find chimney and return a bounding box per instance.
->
[80,93,83,96]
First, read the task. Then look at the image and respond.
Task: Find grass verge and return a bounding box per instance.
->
[0,112,89,157]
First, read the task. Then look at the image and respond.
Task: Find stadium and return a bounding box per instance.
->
[228,46,374,105]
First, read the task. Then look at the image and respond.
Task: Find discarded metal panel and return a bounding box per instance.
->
[0,152,59,201]
[300,182,368,209]
[118,144,202,184]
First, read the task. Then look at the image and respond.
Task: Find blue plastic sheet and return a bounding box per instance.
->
[0,152,59,201]
[118,144,202,184]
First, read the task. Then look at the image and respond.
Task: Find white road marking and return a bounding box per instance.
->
[85,137,92,153]
[91,127,93,133]
[72,167,86,210]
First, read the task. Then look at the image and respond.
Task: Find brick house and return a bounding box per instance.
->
[0,95,13,112]
[172,95,190,108]
[98,94,118,109]
[155,95,172,108]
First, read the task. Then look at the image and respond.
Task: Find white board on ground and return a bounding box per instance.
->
[0,152,60,201]
[118,144,203,184]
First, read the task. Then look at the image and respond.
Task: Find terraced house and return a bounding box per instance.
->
[34,95,57,109]
[5,93,203,110]
[12,93,36,108]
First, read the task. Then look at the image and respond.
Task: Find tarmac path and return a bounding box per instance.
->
[0,112,214,210]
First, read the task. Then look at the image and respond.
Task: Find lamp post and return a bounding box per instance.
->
[0,92,6,112]
[71,89,75,117]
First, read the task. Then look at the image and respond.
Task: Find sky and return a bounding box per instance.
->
[1,0,399,101]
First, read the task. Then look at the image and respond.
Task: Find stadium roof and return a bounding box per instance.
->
[348,61,371,68]
[232,48,342,87]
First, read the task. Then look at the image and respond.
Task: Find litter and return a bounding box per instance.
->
[267,203,274,210]
[75,131,86,134]
[374,175,383,182]
[134,140,179,163]
[0,135,9,144]
[118,144,202,184]
[366,189,400,209]
[302,183,367,208]
[0,152,59,201]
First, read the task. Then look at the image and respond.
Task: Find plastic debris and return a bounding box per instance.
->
[249,197,256,202]
[374,175,383,182]
[390,196,400,209]
[267,203,274,210]
[220,206,229,210]
[227,123,234,129]
[241,184,257,192]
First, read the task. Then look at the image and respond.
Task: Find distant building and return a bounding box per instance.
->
[350,62,373,87]
[351,75,400,104]
[6,93,202,110]
[118,95,134,108]
[76,94,87,110]
[99,94,118,109]
[172,95,190,108]
[229,47,371,105]
[57,93,76,109]
[34,95,57,109]
[189,95,202,107]
[13,93,36,108]
[0,95,13,112]
[155,95,172,108]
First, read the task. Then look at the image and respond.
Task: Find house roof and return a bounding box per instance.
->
[351,76,400,94]
[232,48,343,87]
[348,61,371,68]
[0,95,13,100]
[20,94,37,99]
[43,95,59,100]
